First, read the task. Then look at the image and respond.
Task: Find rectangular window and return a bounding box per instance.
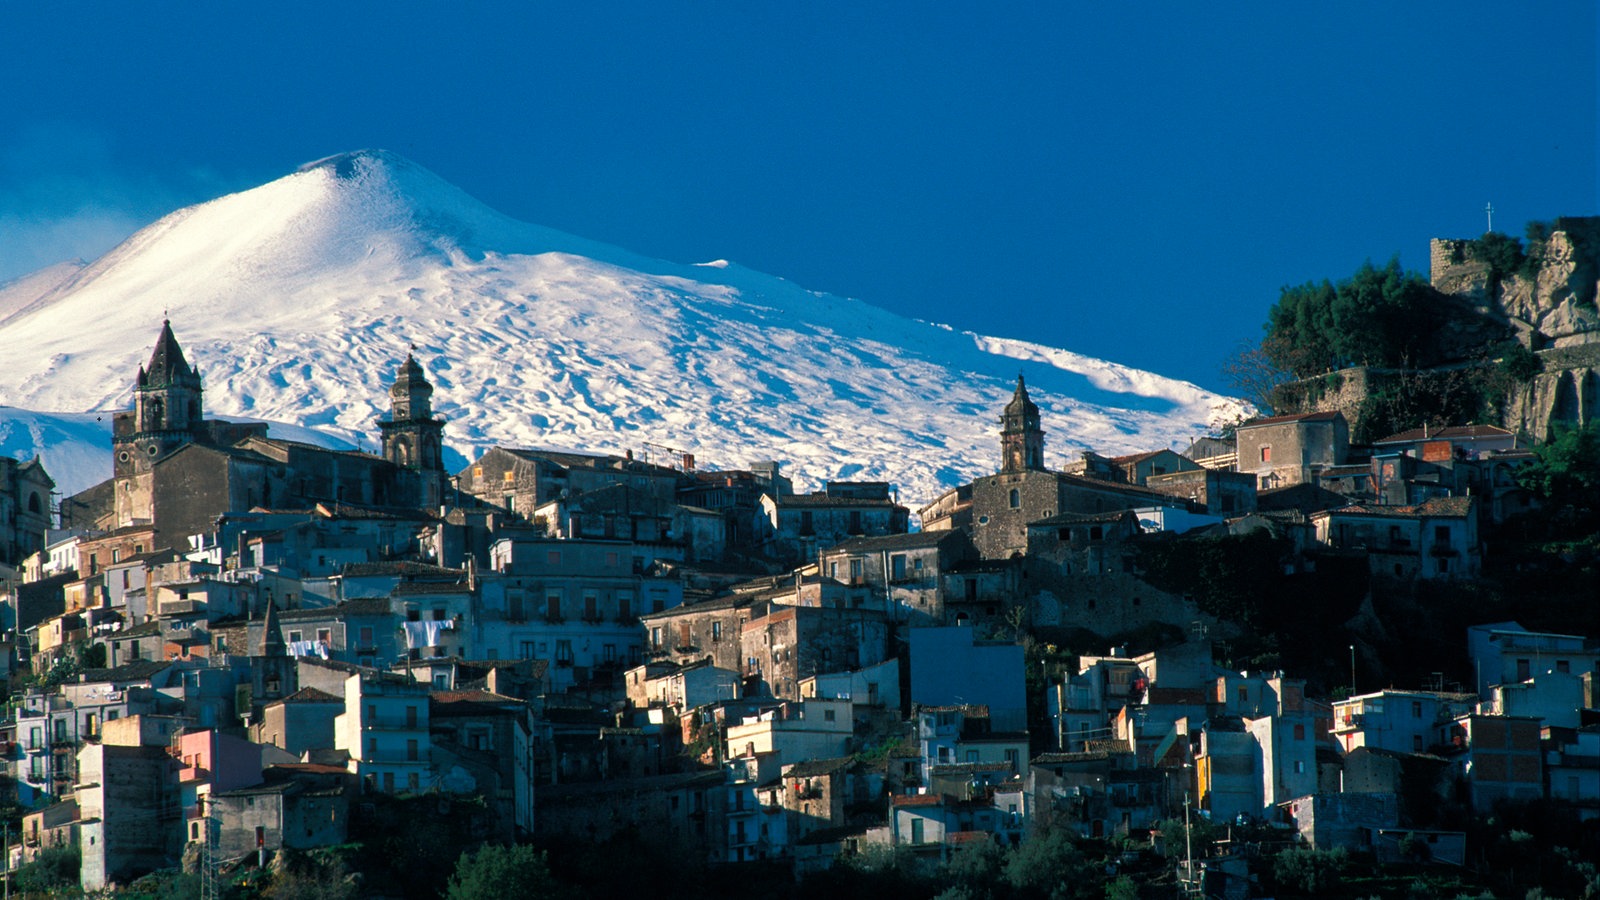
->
[288,630,303,643]
[711,622,722,642]
[603,644,617,662]
[556,640,573,665]
[911,818,924,844]
[546,593,562,620]
[405,706,418,727]
[584,593,598,621]
[1260,446,1272,462]
[317,628,331,643]
[891,555,906,580]
[617,595,631,620]
[406,739,419,761]
[432,607,446,621]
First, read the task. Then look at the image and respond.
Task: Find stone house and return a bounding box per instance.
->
[481,535,682,688]
[1331,689,1478,755]
[725,698,854,764]
[333,671,431,794]
[739,601,889,701]
[1193,720,1258,822]
[251,687,344,758]
[799,658,901,715]
[889,793,950,850]
[1285,792,1399,853]
[677,462,791,549]
[429,689,537,837]
[779,756,854,843]
[1310,495,1480,579]
[624,658,742,712]
[916,705,1028,784]
[536,769,727,859]
[209,764,355,859]
[938,558,1022,629]
[640,592,758,676]
[1544,726,1600,819]
[916,483,973,534]
[77,743,181,890]
[758,481,910,565]
[455,446,681,523]
[724,752,790,862]
[1104,449,1202,486]
[19,798,77,864]
[1234,411,1350,491]
[819,530,978,625]
[1145,467,1258,517]
[1466,621,1598,697]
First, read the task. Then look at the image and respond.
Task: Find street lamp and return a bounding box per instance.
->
[1349,644,1356,694]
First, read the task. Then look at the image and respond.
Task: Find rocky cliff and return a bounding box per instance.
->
[1429,217,1600,438]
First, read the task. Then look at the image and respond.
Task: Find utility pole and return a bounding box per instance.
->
[1184,787,1195,897]
[199,796,220,900]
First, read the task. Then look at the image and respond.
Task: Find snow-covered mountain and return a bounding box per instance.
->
[0,150,1245,502]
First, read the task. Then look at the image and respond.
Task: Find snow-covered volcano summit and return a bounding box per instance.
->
[0,150,1245,501]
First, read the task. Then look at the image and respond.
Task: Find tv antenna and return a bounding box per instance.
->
[1485,202,1494,233]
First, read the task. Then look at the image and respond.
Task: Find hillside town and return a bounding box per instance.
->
[0,316,1594,899]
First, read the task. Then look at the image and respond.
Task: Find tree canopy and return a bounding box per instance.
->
[1262,258,1442,378]
[445,844,570,900]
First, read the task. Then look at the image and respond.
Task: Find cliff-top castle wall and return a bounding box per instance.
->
[1277,217,1600,440]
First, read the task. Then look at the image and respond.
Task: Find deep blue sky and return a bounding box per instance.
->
[2,3,1594,392]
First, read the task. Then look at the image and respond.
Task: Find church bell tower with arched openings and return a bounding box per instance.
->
[999,374,1045,472]
[377,351,447,505]
[114,320,205,479]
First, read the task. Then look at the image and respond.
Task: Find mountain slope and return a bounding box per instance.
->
[0,150,1244,502]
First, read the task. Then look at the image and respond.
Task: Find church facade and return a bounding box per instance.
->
[78,324,450,550]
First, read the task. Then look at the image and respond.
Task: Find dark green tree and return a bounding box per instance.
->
[1265,279,1339,377]
[1518,423,1600,506]
[1271,846,1346,897]
[1330,258,1436,367]
[444,844,570,900]
[14,846,81,896]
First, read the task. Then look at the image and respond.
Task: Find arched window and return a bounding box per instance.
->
[27,493,41,514]
[395,438,411,467]
[1008,488,1020,509]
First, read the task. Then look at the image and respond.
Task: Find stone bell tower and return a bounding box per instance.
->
[377,351,447,506]
[999,375,1045,472]
[114,320,205,479]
